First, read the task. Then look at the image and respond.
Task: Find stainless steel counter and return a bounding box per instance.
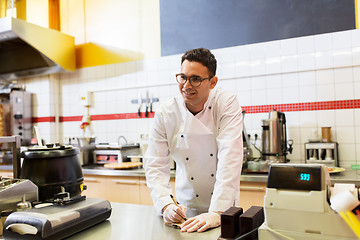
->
[81,165,269,182]
[81,165,360,185]
[1,164,359,185]
[65,202,221,240]
[82,165,156,177]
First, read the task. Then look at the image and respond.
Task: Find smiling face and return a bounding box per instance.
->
[179,60,218,114]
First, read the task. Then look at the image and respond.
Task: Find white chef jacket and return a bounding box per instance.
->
[144,87,243,214]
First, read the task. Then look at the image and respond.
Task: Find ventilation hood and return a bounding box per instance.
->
[0,17,76,81]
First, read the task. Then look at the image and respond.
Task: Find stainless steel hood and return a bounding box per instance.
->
[0,17,76,81]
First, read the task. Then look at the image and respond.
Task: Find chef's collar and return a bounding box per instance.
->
[203,88,216,110]
[181,87,217,115]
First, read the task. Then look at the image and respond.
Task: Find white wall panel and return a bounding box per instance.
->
[20,29,360,166]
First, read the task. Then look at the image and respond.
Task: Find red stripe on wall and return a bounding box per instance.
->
[32,116,56,123]
[32,99,360,123]
[57,112,155,122]
[242,99,360,114]
[91,112,155,120]
[60,116,83,122]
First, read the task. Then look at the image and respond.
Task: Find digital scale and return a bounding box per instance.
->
[258,164,357,240]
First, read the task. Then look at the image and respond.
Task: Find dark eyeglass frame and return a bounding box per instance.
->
[175,74,213,87]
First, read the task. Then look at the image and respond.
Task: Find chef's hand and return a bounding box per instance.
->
[162,203,187,223]
[180,212,220,233]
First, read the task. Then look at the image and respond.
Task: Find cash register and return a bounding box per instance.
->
[259,164,357,240]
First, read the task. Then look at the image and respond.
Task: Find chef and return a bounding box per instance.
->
[144,48,243,233]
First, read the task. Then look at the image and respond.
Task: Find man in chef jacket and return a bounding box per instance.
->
[144,48,243,233]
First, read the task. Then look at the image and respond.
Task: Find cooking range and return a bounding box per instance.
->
[0,136,111,240]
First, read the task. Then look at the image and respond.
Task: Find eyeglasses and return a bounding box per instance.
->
[175,74,213,87]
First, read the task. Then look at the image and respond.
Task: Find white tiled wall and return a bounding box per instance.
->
[19,29,360,168]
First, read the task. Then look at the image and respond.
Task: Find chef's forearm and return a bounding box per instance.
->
[145,158,173,213]
[210,97,243,212]
[208,163,242,212]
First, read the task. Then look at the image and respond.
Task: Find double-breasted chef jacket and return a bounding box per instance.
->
[144,87,243,214]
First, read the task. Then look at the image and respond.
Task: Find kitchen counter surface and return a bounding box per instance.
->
[81,165,269,182]
[65,202,221,240]
[81,165,360,185]
[82,165,157,177]
[1,164,358,185]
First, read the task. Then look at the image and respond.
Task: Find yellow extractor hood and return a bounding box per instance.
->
[0,17,75,81]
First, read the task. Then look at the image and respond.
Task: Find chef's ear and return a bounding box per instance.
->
[210,76,218,89]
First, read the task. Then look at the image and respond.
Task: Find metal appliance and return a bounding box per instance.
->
[0,177,38,213]
[78,137,96,166]
[3,198,112,240]
[94,143,142,165]
[20,144,85,202]
[0,87,32,146]
[305,142,339,167]
[64,137,96,166]
[261,110,292,163]
[242,111,252,164]
[0,17,75,81]
[74,137,96,166]
[0,136,112,239]
[259,164,357,240]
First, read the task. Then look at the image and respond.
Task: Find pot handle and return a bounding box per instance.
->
[34,126,43,147]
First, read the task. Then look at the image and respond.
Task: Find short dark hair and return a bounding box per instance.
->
[181,48,217,77]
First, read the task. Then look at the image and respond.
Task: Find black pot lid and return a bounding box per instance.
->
[21,145,79,159]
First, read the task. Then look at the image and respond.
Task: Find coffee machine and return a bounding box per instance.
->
[261,110,293,163]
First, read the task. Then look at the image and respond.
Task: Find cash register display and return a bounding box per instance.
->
[267,165,322,191]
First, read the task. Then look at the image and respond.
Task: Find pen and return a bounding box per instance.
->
[170,194,187,221]
[165,222,181,229]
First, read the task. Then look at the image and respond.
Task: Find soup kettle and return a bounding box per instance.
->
[20,144,84,202]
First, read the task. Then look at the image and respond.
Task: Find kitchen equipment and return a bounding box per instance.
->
[321,127,332,142]
[0,136,21,179]
[94,143,141,165]
[0,137,111,239]
[0,177,38,213]
[33,126,43,147]
[242,111,252,164]
[94,143,122,165]
[259,164,357,240]
[305,142,339,167]
[0,151,13,164]
[0,88,32,146]
[3,198,112,240]
[261,110,292,163]
[20,144,84,202]
[0,17,75,81]
[77,137,96,166]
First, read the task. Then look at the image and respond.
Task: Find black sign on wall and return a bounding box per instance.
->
[160,0,356,56]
